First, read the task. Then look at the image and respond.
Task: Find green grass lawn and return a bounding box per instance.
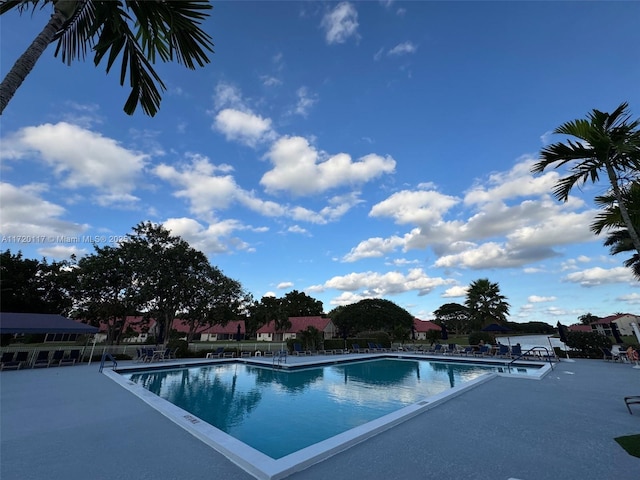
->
[615,434,640,458]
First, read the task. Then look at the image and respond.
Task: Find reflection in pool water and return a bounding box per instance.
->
[124,358,532,459]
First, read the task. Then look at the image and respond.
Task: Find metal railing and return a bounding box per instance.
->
[98,352,118,372]
[508,346,556,370]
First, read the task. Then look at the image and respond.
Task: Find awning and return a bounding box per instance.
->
[0,312,98,334]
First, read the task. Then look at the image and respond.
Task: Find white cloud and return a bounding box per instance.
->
[321,2,359,45]
[293,87,318,117]
[387,41,417,56]
[163,217,252,254]
[563,267,634,286]
[313,268,455,298]
[0,182,88,239]
[370,189,459,225]
[441,285,468,298]
[528,295,557,303]
[2,122,146,205]
[214,109,274,147]
[277,281,294,289]
[618,293,640,305]
[261,136,395,196]
[155,155,360,226]
[342,236,405,262]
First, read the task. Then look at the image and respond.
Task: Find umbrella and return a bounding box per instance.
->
[235,323,242,342]
[440,324,448,341]
[611,322,623,344]
[411,325,416,341]
[481,323,511,332]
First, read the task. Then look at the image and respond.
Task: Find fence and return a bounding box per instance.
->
[0,341,288,365]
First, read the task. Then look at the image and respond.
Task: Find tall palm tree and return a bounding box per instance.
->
[591,182,640,279]
[1,0,214,116]
[464,278,510,329]
[531,102,640,254]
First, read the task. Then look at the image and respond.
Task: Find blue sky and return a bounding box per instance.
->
[1,1,639,325]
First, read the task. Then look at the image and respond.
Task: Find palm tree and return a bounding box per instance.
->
[591,182,640,279]
[531,102,640,254]
[464,278,510,329]
[1,0,214,116]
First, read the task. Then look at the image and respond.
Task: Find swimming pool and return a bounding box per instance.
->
[108,357,545,479]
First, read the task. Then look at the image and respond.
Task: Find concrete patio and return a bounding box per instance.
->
[1,354,638,480]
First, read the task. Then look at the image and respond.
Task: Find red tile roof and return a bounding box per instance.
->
[568,324,591,332]
[413,318,441,332]
[257,316,332,334]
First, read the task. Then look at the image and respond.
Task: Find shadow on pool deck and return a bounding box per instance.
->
[1,357,639,480]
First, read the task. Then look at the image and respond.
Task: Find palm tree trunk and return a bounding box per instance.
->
[0,8,68,115]
[605,162,640,255]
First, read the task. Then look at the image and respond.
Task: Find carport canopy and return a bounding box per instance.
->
[0,312,98,334]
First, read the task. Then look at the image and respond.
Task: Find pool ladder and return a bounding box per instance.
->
[98,352,118,372]
[507,346,556,370]
[273,350,287,368]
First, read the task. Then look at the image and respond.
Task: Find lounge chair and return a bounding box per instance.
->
[497,345,511,358]
[32,351,51,368]
[367,343,382,353]
[49,350,65,367]
[351,344,363,353]
[443,343,457,355]
[427,344,444,355]
[474,345,491,357]
[135,347,147,362]
[624,396,640,414]
[1,351,29,370]
[511,345,523,358]
[60,350,80,366]
[1,352,16,370]
[459,346,474,356]
[240,351,252,358]
[293,343,310,356]
[601,347,621,362]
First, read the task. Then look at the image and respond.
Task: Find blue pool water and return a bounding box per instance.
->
[122,358,539,459]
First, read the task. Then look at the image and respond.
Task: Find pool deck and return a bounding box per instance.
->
[1,354,639,480]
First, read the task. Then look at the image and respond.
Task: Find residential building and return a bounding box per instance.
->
[256,316,336,342]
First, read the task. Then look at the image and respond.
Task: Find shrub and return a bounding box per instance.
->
[468,332,494,346]
[565,331,611,358]
[167,339,189,358]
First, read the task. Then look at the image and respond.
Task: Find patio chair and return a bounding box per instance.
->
[32,351,51,368]
[293,343,310,356]
[510,344,525,359]
[49,350,65,367]
[601,347,620,362]
[60,350,80,366]
[474,345,491,357]
[459,346,474,356]
[443,343,457,355]
[1,352,16,370]
[624,396,640,414]
[497,345,511,358]
[1,351,29,370]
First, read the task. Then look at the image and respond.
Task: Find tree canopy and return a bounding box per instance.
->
[433,302,470,334]
[464,278,510,329]
[0,249,73,314]
[1,0,214,116]
[532,102,640,257]
[329,298,414,336]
